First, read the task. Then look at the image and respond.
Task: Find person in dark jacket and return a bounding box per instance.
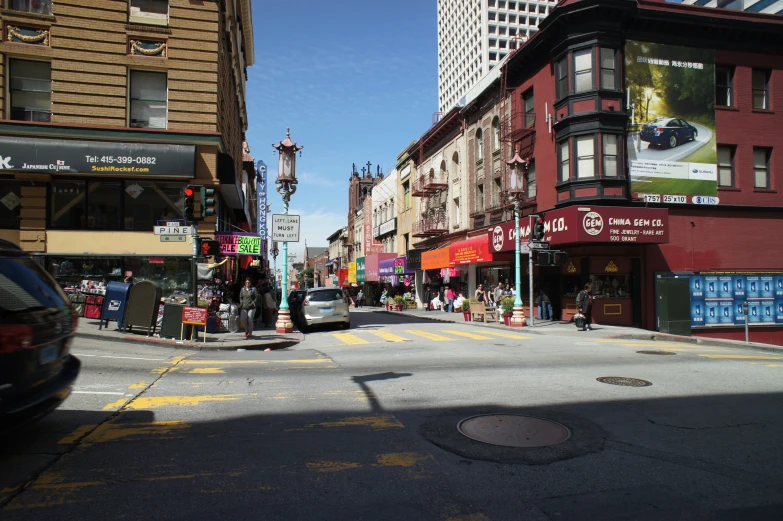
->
[238,278,257,338]
[576,282,594,331]
[423,286,432,311]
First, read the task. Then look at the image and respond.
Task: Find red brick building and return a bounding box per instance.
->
[411,0,783,344]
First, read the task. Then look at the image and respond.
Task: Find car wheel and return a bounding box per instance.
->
[341,321,350,330]
[669,135,677,148]
[692,129,697,141]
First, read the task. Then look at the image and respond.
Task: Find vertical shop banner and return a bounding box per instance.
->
[356,257,365,283]
[347,262,357,284]
[256,160,268,244]
[625,41,717,199]
[363,198,384,254]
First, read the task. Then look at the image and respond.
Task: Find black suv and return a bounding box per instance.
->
[0,240,80,433]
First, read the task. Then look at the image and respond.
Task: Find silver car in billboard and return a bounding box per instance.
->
[298,287,350,332]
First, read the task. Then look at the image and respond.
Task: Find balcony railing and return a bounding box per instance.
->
[411,171,449,197]
[411,216,449,238]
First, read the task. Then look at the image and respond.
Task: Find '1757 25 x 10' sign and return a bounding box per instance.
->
[271,214,300,242]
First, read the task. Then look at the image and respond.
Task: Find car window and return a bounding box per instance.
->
[308,290,343,302]
[0,256,70,318]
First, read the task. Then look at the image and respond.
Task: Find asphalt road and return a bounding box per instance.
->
[629,122,712,162]
[1,310,782,520]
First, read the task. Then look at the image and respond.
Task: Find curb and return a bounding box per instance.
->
[608,332,783,354]
[369,309,544,334]
[74,330,302,352]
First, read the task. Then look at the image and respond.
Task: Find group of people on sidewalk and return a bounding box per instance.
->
[422,286,462,312]
[237,278,278,339]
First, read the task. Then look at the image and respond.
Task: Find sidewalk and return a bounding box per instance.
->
[367,306,783,354]
[73,317,303,351]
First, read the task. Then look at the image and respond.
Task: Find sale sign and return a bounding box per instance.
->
[215,232,261,256]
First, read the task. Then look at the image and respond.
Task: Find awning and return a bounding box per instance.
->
[449,235,494,265]
[422,247,451,270]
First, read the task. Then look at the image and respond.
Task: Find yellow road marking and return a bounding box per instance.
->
[171,359,331,365]
[58,421,190,446]
[103,394,245,411]
[699,354,783,360]
[332,333,370,345]
[306,460,362,473]
[441,330,493,340]
[188,368,226,374]
[373,452,432,468]
[479,330,531,340]
[288,415,404,432]
[128,381,147,389]
[765,364,783,368]
[368,330,410,342]
[405,330,453,341]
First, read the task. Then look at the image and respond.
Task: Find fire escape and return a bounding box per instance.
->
[411,167,449,238]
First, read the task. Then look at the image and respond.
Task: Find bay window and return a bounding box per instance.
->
[574,49,593,93]
[576,135,595,178]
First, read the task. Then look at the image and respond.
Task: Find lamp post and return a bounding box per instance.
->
[271,240,279,303]
[506,146,529,327]
[272,128,303,334]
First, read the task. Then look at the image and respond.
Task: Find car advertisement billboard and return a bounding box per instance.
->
[625,41,717,200]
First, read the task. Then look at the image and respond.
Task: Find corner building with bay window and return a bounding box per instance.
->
[0,0,257,292]
[410,0,783,344]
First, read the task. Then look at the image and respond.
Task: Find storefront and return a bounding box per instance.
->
[450,235,513,301]
[379,256,415,296]
[420,247,461,298]
[364,253,396,305]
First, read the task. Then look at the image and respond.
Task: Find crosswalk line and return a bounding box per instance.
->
[332,333,370,345]
[368,331,410,342]
[405,330,453,341]
[479,330,531,340]
[440,330,493,340]
[699,354,782,360]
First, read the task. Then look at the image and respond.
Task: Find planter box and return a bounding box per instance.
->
[463,311,471,321]
[503,314,512,326]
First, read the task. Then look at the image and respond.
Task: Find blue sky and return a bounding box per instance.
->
[246,0,437,249]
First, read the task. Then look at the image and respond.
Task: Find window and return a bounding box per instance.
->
[600,48,616,90]
[752,69,770,110]
[527,161,536,198]
[574,49,593,93]
[403,181,410,209]
[476,183,484,212]
[453,197,461,227]
[492,117,500,151]
[124,181,187,230]
[492,177,501,206]
[576,136,595,178]
[555,57,568,99]
[129,0,169,26]
[717,145,735,187]
[523,89,534,127]
[753,147,771,189]
[558,141,570,182]
[476,128,484,160]
[8,0,51,14]
[0,180,31,229]
[50,180,86,229]
[9,59,51,122]
[87,181,121,230]
[603,135,619,177]
[716,67,733,107]
[130,70,167,128]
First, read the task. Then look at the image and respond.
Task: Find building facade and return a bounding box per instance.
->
[437,0,558,112]
[0,0,255,292]
[346,162,383,262]
[372,168,399,254]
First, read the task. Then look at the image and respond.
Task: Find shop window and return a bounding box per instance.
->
[716,67,733,107]
[555,56,568,100]
[603,135,619,177]
[87,181,121,230]
[523,88,534,127]
[717,145,736,187]
[0,179,30,229]
[558,140,570,182]
[130,70,168,129]
[123,181,185,230]
[9,59,51,122]
[600,48,616,90]
[753,147,771,189]
[50,180,86,229]
[129,0,169,26]
[576,136,595,178]
[8,0,52,14]
[752,69,770,110]
[527,160,536,198]
[574,49,593,93]
[492,116,500,151]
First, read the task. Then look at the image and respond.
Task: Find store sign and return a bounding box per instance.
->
[365,253,394,281]
[271,214,300,242]
[182,306,208,326]
[348,262,357,283]
[378,217,397,236]
[421,248,451,270]
[215,232,262,256]
[490,223,531,254]
[625,41,717,199]
[257,160,268,241]
[406,249,423,271]
[363,198,384,254]
[0,136,196,177]
[356,257,366,283]
[450,236,492,265]
[527,206,669,245]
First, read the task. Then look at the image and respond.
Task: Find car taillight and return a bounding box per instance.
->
[303,297,310,306]
[655,128,665,132]
[0,324,35,354]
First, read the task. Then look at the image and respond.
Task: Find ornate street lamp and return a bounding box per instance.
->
[270,240,279,302]
[272,128,303,334]
[506,145,529,328]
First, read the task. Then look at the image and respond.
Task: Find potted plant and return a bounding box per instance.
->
[393,295,405,311]
[501,297,515,326]
[462,298,472,321]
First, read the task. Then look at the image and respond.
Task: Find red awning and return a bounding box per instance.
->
[449,235,494,265]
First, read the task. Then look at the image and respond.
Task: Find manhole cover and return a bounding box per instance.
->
[596,377,652,387]
[637,350,676,355]
[457,414,571,448]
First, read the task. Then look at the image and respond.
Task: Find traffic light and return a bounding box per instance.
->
[201,186,216,217]
[553,251,568,266]
[184,185,196,222]
[536,250,568,266]
[537,251,552,265]
[531,217,545,242]
[200,239,220,257]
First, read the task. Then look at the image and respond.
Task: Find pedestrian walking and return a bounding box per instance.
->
[576,283,594,331]
[446,286,456,312]
[356,289,364,308]
[423,286,432,311]
[238,278,257,339]
[442,286,451,313]
[541,288,552,320]
[475,284,486,304]
[494,283,504,303]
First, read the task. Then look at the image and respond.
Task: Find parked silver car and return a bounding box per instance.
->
[298,287,350,332]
